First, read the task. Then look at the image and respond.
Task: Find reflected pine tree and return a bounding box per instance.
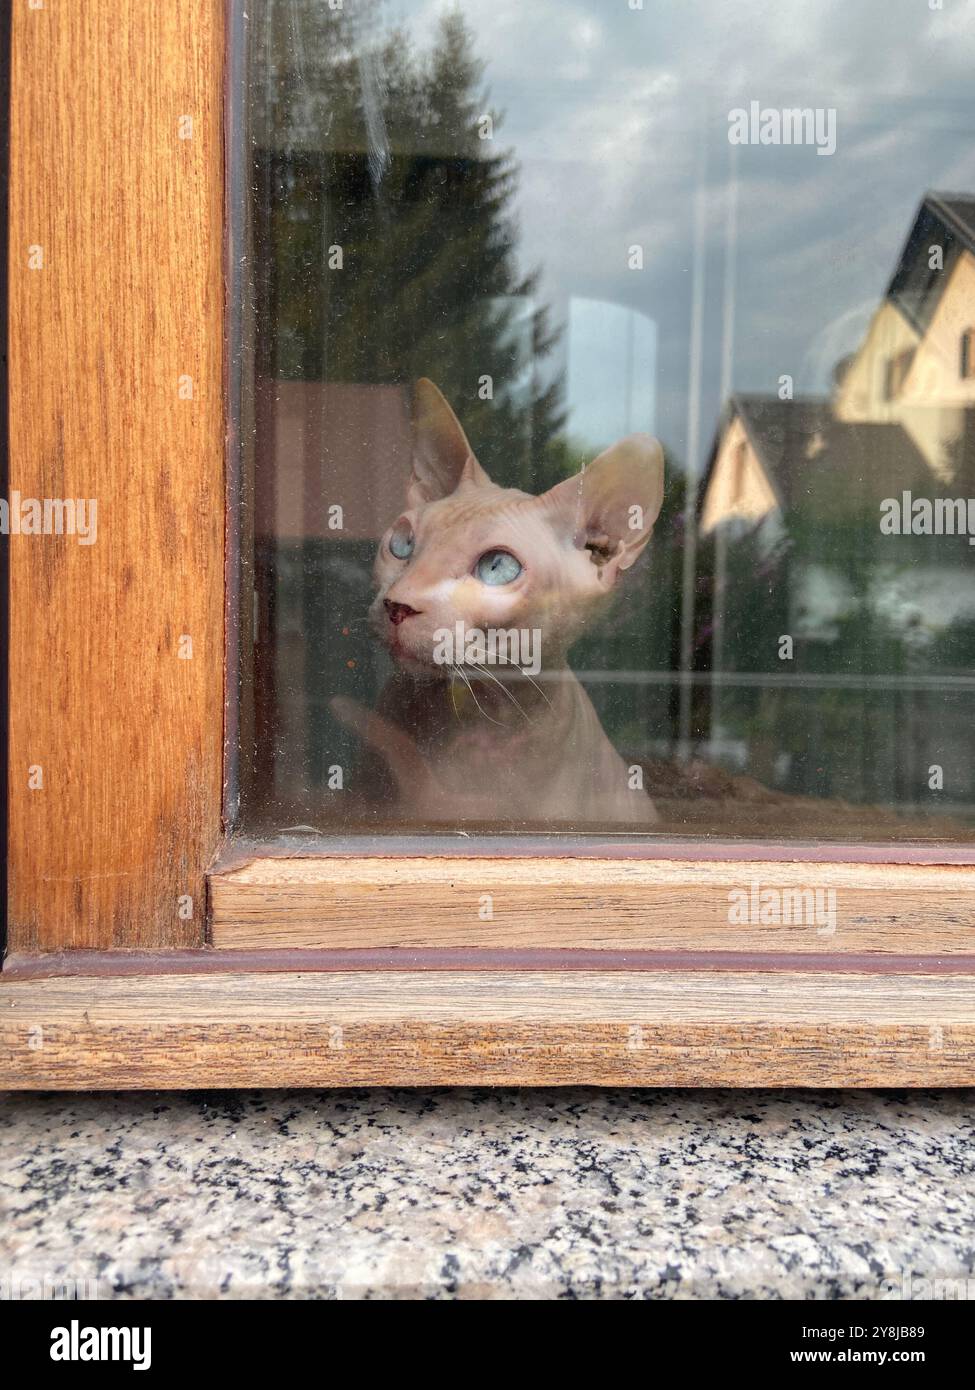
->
[252,0,564,482]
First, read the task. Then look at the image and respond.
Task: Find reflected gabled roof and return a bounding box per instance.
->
[886,192,975,335]
[932,195,975,246]
[702,394,933,525]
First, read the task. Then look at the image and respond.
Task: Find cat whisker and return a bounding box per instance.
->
[482,652,554,709]
[489,658,553,710]
[470,661,532,724]
[452,663,503,726]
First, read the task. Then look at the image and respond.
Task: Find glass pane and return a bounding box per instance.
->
[234,0,975,843]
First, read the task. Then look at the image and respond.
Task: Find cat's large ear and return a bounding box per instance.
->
[539,434,665,581]
[407,379,492,508]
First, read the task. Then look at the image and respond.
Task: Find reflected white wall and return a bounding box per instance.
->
[565,297,657,449]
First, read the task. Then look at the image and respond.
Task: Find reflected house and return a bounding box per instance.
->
[701,395,932,548]
[834,193,975,483]
[699,192,975,811]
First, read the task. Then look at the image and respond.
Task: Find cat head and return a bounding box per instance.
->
[370,379,665,673]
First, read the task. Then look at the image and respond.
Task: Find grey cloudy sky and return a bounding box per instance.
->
[373,0,975,467]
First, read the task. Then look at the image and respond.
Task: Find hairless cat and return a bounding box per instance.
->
[332,379,665,827]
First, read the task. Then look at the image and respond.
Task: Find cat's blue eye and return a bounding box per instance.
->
[476,550,522,585]
[389,525,414,560]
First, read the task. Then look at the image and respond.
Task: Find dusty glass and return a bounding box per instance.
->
[234,0,975,842]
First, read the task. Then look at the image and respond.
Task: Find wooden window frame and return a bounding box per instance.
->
[3,2,975,1090]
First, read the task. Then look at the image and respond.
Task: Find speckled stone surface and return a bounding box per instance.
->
[1,1089,973,1299]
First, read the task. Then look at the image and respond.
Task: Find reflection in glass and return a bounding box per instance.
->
[236,0,975,841]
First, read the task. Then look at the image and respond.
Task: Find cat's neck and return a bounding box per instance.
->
[381,662,582,741]
[445,665,566,731]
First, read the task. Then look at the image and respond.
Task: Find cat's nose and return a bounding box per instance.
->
[384,599,421,626]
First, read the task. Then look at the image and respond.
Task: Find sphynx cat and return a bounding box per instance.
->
[332,379,664,827]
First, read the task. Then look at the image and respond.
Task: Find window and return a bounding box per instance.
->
[884,348,915,400]
[961,327,975,380]
[6,0,975,1092]
[236,0,975,846]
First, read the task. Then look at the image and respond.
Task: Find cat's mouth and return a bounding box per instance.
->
[375,616,437,671]
[386,633,432,668]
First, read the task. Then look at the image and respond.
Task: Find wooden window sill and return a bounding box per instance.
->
[2,967,974,1088]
